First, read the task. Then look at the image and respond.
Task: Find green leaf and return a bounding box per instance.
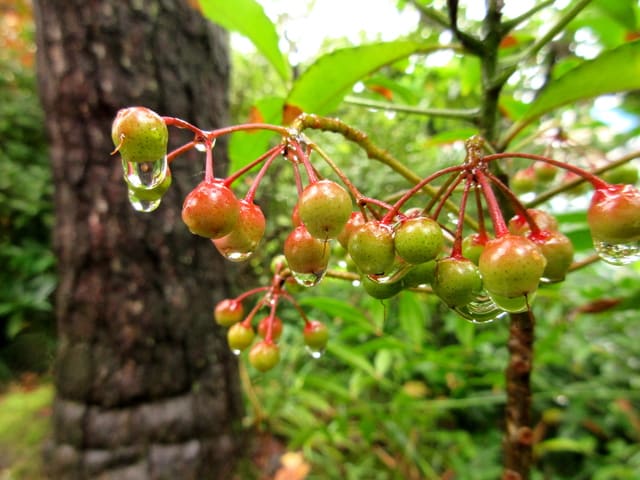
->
[199,0,290,82]
[327,342,378,378]
[520,40,640,124]
[287,40,436,114]
[592,0,637,31]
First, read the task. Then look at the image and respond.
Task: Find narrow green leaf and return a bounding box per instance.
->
[327,342,377,378]
[520,40,640,123]
[199,0,290,81]
[287,40,437,114]
[592,0,637,31]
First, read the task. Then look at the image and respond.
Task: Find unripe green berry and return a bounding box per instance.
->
[432,257,482,307]
[394,216,444,265]
[348,221,395,275]
[227,323,255,351]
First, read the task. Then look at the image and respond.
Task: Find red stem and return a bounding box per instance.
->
[474,184,489,240]
[431,172,465,222]
[475,169,509,237]
[163,116,207,137]
[225,144,284,188]
[243,147,283,203]
[483,152,609,189]
[451,174,474,258]
[235,286,271,304]
[292,141,319,183]
[167,140,196,164]
[382,165,465,223]
[204,139,214,182]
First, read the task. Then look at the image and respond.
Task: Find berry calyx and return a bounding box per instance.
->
[284,225,330,275]
[248,340,280,372]
[227,323,255,352]
[214,299,244,327]
[587,184,640,243]
[478,234,546,298]
[213,199,265,261]
[181,180,240,238]
[303,320,329,352]
[298,180,353,239]
[257,315,283,340]
[348,221,395,275]
[111,107,168,163]
[394,216,444,265]
[432,257,482,307]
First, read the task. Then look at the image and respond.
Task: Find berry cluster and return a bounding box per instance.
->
[111,107,640,371]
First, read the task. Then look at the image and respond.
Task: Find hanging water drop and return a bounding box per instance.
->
[488,291,535,313]
[593,238,640,265]
[453,291,508,323]
[367,261,411,285]
[231,349,242,356]
[122,155,168,190]
[291,268,326,287]
[305,346,324,359]
[128,189,161,212]
[194,137,215,152]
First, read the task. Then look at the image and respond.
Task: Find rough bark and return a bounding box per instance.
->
[33,1,243,478]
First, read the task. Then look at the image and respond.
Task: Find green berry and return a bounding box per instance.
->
[227,323,255,352]
[214,299,244,327]
[337,211,366,249]
[111,107,168,163]
[298,180,352,239]
[402,260,436,288]
[249,341,280,372]
[303,320,329,352]
[394,216,444,265]
[530,230,574,282]
[348,221,395,275]
[432,257,482,307]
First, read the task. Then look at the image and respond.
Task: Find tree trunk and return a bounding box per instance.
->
[33,1,244,478]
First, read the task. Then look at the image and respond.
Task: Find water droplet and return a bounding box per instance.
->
[453,292,508,324]
[488,291,535,313]
[305,346,324,359]
[291,269,326,287]
[122,156,168,189]
[127,189,161,212]
[195,138,215,152]
[231,349,242,356]
[594,238,640,265]
[367,261,411,284]
[221,251,254,262]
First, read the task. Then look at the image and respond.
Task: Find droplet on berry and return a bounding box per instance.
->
[432,257,482,308]
[303,320,329,357]
[122,155,168,190]
[588,184,640,264]
[361,275,404,299]
[213,199,266,261]
[284,225,330,287]
[453,292,508,324]
[111,106,168,163]
[488,291,534,313]
[126,168,172,212]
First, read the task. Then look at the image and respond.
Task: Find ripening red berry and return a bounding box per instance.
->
[479,234,546,298]
[213,199,266,261]
[529,230,574,282]
[284,225,330,275]
[511,167,537,194]
[257,315,283,340]
[587,184,640,243]
[181,180,240,238]
[508,209,559,236]
[303,320,329,352]
[337,211,366,249]
[214,299,244,327]
[298,180,353,239]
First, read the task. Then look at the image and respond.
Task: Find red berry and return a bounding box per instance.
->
[284,225,330,275]
[182,180,240,238]
[227,323,255,352]
[394,216,444,265]
[303,320,329,352]
[479,234,546,298]
[587,184,640,243]
[213,199,265,261]
[111,107,168,163]
[337,211,366,249]
[214,299,244,327]
[257,315,283,340]
[298,180,352,239]
[249,341,280,372]
[348,221,395,275]
[508,209,558,236]
[529,230,574,282]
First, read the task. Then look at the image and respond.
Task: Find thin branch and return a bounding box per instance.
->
[501,0,555,34]
[344,96,481,122]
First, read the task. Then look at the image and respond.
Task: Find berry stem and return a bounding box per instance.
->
[382,165,465,223]
[243,147,284,203]
[309,142,367,204]
[204,139,214,183]
[163,116,207,137]
[207,122,291,139]
[264,296,280,343]
[431,172,465,222]
[167,140,197,164]
[474,183,489,240]
[450,174,474,258]
[225,144,284,189]
[483,152,609,189]
[475,169,509,237]
[235,286,271,304]
[292,141,319,183]
[483,170,542,236]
